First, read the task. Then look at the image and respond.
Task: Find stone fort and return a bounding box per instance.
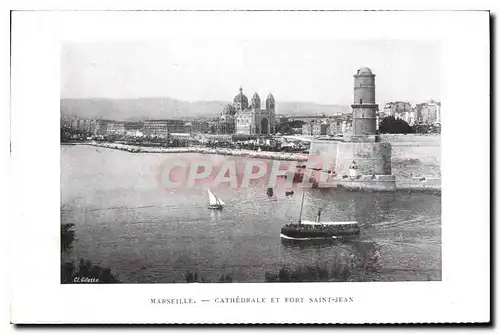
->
[310,67,396,191]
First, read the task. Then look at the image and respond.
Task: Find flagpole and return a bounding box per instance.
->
[298,190,305,225]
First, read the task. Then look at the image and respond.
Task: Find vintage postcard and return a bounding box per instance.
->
[10,10,490,324]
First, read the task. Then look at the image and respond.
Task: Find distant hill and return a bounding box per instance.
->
[60,98,351,121]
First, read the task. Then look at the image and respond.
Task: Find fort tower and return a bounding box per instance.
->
[309,67,396,191]
[352,67,378,138]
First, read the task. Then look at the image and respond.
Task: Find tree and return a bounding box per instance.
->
[277,122,293,135]
[276,119,305,135]
[379,116,413,134]
[61,223,76,253]
[61,207,120,283]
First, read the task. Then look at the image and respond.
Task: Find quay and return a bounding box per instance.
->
[81,141,309,162]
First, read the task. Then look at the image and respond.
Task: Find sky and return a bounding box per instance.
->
[61,40,440,106]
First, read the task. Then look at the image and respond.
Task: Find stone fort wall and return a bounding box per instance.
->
[309,139,392,177]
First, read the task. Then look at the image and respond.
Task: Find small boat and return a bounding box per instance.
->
[207,189,225,210]
[280,192,360,240]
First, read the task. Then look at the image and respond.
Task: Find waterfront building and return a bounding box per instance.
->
[124,121,143,131]
[191,120,210,134]
[168,120,191,134]
[341,119,353,136]
[328,120,343,136]
[220,87,276,135]
[106,122,126,136]
[302,123,313,135]
[85,119,97,134]
[142,119,192,137]
[94,120,114,136]
[63,117,96,133]
[435,101,441,124]
[218,121,236,134]
[382,101,412,118]
[70,118,79,130]
[219,104,237,134]
[122,121,143,137]
[312,123,328,136]
[77,119,86,132]
[300,114,353,137]
[206,119,220,134]
[414,100,441,125]
[143,120,170,138]
[421,100,441,124]
[335,115,353,136]
[125,129,144,137]
[60,116,71,129]
[393,109,416,125]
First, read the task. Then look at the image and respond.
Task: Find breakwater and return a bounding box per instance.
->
[83,142,308,162]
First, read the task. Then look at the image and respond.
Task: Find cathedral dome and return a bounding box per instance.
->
[233,87,249,109]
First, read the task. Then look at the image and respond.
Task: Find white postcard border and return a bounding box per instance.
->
[10,10,490,324]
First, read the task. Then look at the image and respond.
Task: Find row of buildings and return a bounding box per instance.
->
[381,100,441,125]
[298,99,441,137]
[299,115,353,136]
[61,118,191,138]
[62,90,441,139]
[62,87,279,138]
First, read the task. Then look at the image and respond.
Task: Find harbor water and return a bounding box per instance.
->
[61,145,441,282]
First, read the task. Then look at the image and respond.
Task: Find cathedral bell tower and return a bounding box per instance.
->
[251,92,261,110]
[266,93,275,111]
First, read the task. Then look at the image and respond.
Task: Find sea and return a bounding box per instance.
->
[61,144,441,283]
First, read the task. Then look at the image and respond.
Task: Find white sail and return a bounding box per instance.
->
[207,189,218,205]
[207,189,224,206]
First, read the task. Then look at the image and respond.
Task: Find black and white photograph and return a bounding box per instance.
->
[8,9,490,324]
[59,38,442,284]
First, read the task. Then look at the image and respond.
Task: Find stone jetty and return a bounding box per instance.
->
[84,142,308,162]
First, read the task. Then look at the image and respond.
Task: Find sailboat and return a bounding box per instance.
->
[207,189,225,210]
[280,191,360,240]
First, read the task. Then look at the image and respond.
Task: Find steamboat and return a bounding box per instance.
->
[280,191,360,240]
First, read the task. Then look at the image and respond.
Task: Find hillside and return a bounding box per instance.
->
[60,98,350,120]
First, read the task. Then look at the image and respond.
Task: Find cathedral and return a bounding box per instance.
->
[219,87,276,135]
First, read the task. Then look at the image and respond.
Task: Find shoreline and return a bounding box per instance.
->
[79,141,309,161]
[65,141,441,194]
